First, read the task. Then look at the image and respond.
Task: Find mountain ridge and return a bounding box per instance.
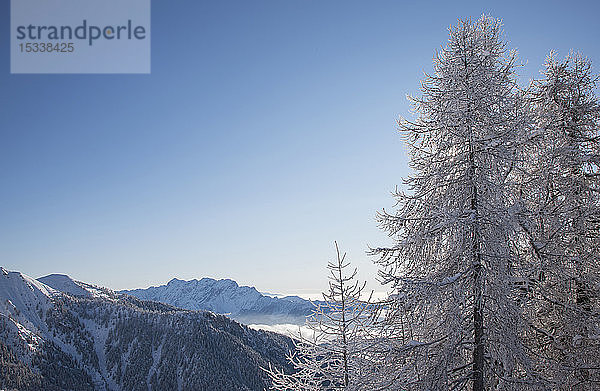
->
[120,276,319,325]
[0,267,294,391]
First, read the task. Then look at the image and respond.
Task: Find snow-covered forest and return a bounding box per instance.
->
[269,15,600,391]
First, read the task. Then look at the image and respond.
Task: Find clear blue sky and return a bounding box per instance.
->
[1,0,599,294]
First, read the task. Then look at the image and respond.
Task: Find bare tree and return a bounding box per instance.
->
[267,242,378,390]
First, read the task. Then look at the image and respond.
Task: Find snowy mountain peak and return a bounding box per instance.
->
[0,268,56,300]
[167,277,185,285]
[36,274,118,301]
[0,268,55,339]
[37,273,92,297]
[167,277,243,289]
[122,277,318,325]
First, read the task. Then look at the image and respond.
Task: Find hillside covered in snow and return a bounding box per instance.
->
[0,267,294,391]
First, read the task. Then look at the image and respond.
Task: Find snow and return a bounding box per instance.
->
[38,274,91,297]
[147,340,163,391]
[121,277,319,325]
[82,285,114,300]
[80,316,118,391]
[37,273,118,301]
[12,318,43,351]
[0,268,58,363]
[0,267,56,327]
[440,272,462,286]
[0,268,57,300]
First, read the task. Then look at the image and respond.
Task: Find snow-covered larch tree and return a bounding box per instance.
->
[519,52,600,389]
[371,16,541,390]
[267,242,379,390]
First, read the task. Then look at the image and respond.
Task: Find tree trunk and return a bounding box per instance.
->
[473,262,484,391]
[470,144,484,391]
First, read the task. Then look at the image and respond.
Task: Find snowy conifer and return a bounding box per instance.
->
[520,52,600,389]
[371,16,540,390]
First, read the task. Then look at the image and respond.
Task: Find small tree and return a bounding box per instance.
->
[267,242,378,390]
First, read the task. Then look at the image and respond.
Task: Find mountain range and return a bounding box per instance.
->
[121,277,319,325]
[0,268,294,391]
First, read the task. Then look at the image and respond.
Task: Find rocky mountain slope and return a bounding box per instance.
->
[121,277,318,325]
[0,268,294,391]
